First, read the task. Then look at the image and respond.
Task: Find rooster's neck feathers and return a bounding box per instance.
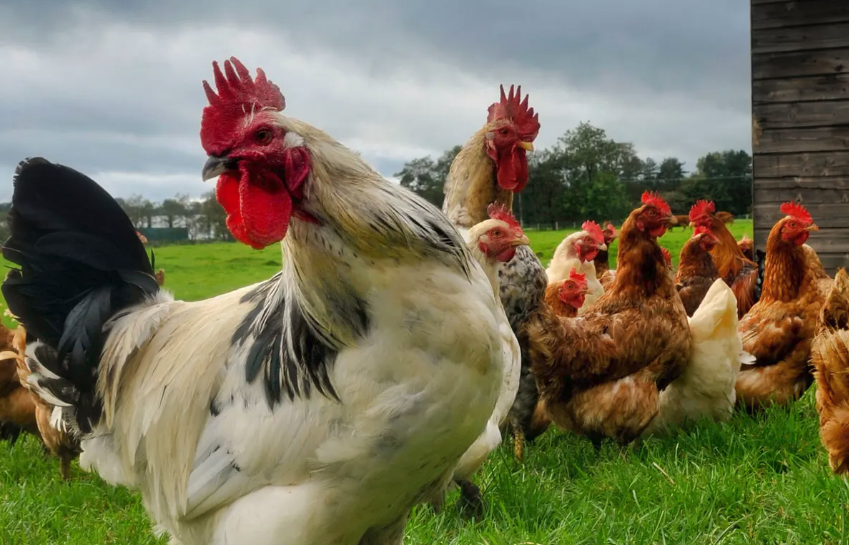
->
[442,128,513,229]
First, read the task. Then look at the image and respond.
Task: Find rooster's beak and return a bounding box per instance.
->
[517,141,534,152]
[806,223,820,232]
[202,155,239,181]
[511,234,531,247]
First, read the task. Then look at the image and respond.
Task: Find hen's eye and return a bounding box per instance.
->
[788,221,797,229]
[500,128,509,136]
[491,230,502,238]
[255,129,273,145]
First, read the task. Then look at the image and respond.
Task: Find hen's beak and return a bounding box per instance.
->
[202,155,239,181]
[517,141,534,152]
[667,215,679,226]
[511,234,531,247]
[598,242,608,251]
[806,223,820,232]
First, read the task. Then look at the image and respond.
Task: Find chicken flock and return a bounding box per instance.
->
[0,57,847,545]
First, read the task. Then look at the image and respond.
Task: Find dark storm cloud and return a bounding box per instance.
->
[0,0,751,201]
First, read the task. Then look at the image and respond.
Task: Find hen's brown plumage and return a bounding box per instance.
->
[691,203,759,318]
[736,206,832,411]
[812,268,849,474]
[675,231,721,317]
[528,196,691,446]
[0,322,39,441]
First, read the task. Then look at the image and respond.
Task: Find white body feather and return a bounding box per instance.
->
[642,279,750,436]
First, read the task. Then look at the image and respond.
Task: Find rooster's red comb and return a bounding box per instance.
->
[200,57,286,154]
[603,222,618,242]
[568,267,588,285]
[582,220,605,245]
[641,191,671,216]
[689,200,715,222]
[660,247,672,266]
[693,225,711,237]
[487,202,522,231]
[780,201,813,224]
[487,84,540,142]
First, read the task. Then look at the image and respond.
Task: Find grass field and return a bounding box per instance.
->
[7,219,849,545]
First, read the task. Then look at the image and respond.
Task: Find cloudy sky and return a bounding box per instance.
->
[0,0,750,202]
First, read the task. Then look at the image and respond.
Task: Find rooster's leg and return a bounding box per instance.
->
[512,425,525,463]
[60,454,71,481]
[457,479,483,519]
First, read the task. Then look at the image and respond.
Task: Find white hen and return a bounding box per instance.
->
[642,279,754,436]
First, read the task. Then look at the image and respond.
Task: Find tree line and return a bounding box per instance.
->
[113,191,232,242]
[395,121,753,227]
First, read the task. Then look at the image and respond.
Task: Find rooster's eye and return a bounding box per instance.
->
[788,221,797,229]
[255,129,273,145]
[500,128,509,136]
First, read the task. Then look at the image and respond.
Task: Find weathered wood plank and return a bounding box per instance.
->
[754,100,849,129]
[755,127,849,154]
[754,229,849,254]
[754,185,849,204]
[752,74,849,103]
[754,203,849,228]
[818,253,849,272]
[753,22,849,54]
[752,48,849,79]
[752,0,849,30]
[754,152,849,177]
[756,177,849,190]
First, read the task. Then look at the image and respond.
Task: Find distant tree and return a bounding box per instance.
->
[159,197,188,229]
[200,191,230,240]
[657,157,687,190]
[395,145,461,207]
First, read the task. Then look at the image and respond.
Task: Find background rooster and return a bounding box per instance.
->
[441,85,546,461]
[736,202,832,411]
[2,58,507,545]
[596,222,618,288]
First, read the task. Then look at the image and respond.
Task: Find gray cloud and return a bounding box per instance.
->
[0,0,751,202]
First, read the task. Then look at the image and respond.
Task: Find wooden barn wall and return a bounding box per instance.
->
[751,0,849,272]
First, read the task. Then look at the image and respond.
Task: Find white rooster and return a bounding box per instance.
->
[2,57,505,545]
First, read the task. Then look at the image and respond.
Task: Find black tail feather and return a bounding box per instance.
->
[1,157,160,431]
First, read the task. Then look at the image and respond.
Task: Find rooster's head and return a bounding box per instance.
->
[688,199,716,229]
[485,85,540,193]
[200,57,316,250]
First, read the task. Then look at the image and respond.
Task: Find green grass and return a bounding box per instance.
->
[12,220,849,544]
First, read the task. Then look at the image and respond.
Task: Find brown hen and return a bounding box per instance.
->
[812,268,849,474]
[736,202,832,411]
[527,192,691,447]
[675,226,721,317]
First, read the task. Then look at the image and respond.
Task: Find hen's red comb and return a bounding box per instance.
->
[641,191,671,216]
[603,222,618,241]
[200,57,285,154]
[660,247,672,266]
[582,220,605,244]
[568,267,587,285]
[693,225,711,237]
[487,202,522,231]
[689,199,715,222]
[487,85,540,141]
[780,201,813,224]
